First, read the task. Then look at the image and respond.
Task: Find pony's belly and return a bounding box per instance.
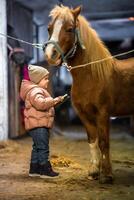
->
[111,105,134,116]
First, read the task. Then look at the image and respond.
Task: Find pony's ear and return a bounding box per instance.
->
[72,6,82,19]
[58,3,63,7]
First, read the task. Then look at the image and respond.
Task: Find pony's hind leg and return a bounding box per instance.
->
[98,112,113,184]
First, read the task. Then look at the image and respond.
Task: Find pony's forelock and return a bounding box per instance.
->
[49,5,74,22]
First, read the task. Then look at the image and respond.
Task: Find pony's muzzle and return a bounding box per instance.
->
[51,49,58,60]
[44,47,61,66]
[45,47,59,60]
[43,40,63,65]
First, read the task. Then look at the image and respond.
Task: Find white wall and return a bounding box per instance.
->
[0,0,8,140]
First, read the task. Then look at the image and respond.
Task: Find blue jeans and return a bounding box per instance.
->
[29,127,50,165]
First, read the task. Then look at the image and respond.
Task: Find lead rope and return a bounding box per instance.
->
[1,32,134,71]
[0,32,43,49]
[63,49,134,71]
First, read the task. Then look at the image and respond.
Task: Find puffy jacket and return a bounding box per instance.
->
[20,80,55,130]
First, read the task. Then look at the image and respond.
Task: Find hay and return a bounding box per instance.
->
[51,155,82,169]
[0,140,19,153]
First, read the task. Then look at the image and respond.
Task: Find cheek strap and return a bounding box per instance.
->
[43,28,85,63]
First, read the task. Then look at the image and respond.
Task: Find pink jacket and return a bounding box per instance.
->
[20,80,55,130]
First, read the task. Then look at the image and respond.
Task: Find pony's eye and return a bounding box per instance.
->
[47,26,50,32]
[47,24,53,33]
[66,28,74,33]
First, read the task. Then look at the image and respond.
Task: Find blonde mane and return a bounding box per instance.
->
[78,15,115,79]
[50,5,115,80]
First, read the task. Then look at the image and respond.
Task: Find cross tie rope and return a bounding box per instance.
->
[0,32,134,71]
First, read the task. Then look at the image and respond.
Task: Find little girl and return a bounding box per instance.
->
[20,64,63,178]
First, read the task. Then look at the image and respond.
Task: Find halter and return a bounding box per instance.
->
[43,28,85,64]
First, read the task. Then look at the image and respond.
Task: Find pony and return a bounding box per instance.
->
[43,5,134,184]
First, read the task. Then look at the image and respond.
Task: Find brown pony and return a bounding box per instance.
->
[43,5,134,184]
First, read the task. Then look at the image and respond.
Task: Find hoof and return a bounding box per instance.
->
[99,175,113,184]
[88,172,99,180]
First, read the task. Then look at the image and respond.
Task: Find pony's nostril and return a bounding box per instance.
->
[44,50,58,62]
[44,53,48,60]
[52,49,57,59]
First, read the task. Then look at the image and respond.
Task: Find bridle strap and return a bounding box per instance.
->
[75,28,86,50]
[43,28,85,63]
[63,32,78,60]
[64,28,86,60]
[43,38,77,63]
[43,40,65,61]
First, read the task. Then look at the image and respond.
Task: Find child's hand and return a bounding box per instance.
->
[54,96,63,105]
[54,94,69,106]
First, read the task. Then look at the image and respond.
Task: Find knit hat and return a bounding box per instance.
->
[28,64,49,84]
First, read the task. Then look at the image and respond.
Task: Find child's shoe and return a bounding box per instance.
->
[40,161,59,178]
[29,163,40,177]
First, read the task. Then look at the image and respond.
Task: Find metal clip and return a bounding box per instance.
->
[33,43,43,49]
[62,62,72,71]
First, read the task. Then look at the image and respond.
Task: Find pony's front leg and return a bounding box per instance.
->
[75,109,101,180]
[98,112,113,184]
[88,136,101,180]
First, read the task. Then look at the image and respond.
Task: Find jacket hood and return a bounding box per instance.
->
[20,80,38,101]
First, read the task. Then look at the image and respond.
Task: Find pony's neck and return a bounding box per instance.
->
[70,15,115,80]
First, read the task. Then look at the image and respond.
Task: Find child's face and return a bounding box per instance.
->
[38,75,49,89]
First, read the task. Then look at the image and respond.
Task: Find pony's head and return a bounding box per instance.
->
[43,5,83,66]
[44,5,114,80]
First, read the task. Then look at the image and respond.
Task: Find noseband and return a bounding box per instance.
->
[43,28,85,64]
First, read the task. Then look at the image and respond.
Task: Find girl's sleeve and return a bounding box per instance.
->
[29,88,54,110]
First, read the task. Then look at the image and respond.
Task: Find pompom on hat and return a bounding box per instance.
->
[28,64,49,84]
